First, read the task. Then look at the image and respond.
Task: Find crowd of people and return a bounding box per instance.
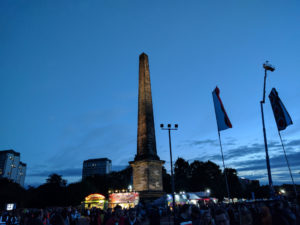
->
[174,200,300,225]
[0,205,147,225]
[1,199,300,225]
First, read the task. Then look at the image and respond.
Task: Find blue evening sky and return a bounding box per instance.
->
[1,0,300,186]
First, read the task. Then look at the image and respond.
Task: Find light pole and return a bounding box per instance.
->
[261,61,275,197]
[160,124,178,218]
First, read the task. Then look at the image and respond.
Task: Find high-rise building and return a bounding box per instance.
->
[0,150,26,187]
[82,158,112,179]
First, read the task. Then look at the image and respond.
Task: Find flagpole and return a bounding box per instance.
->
[278,131,298,197]
[218,130,230,201]
[261,61,275,198]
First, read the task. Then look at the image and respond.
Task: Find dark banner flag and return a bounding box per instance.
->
[212,86,232,131]
[269,88,293,131]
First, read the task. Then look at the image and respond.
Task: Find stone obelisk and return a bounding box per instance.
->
[130,53,164,200]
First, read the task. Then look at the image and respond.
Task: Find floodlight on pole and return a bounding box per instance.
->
[160,123,178,223]
[263,61,275,72]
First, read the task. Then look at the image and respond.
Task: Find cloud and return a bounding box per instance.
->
[27,164,130,178]
[189,139,219,147]
[28,167,82,177]
[25,167,82,186]
[186,137,238,149]
[24,107,137,186]
[232,151,300,172]
[196,140,287,162]
[48,125,112,167]
[187,138,300,184]
[229,146,300,184]
[25,164,130,186]
[45,123,135,169]
[286,139,300,147]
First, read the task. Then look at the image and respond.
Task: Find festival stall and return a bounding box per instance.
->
[197,197,218,204]
[186,193,201,205]
[108,192,139,209]
[190,192,218,204]
[166,193,189,207]
[83,193,107,209]
[166,192,218,206]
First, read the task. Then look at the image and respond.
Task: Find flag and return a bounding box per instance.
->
[212,86,232,131]
[269,88,293,131]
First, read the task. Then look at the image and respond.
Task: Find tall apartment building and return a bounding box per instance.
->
[0,150,26,187]
[82,158,112,179]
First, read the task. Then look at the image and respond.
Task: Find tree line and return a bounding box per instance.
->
[0,158,297,209]
[173,158,259,199]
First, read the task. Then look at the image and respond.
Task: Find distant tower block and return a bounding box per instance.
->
[130,53,164,200]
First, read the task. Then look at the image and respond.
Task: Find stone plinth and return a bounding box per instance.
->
[130,159,165,200]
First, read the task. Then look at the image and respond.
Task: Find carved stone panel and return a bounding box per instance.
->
[130,160,164,192]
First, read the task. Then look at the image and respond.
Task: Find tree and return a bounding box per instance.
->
[224,168,242,198]
[189,160,206,191]
[190,160,225,198]
[46,173,67,187]
[174,158,190,191]
[0,178,26,208]
[26,174,68,208]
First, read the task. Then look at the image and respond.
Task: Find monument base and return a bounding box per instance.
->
[130,159,165,201]
[138,191,165,202]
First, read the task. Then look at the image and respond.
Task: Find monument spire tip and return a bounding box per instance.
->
[139,52,148,58]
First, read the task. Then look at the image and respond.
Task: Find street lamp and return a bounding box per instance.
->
[206,189,211,194]
[160,123,178,218]
[261,61,275,198]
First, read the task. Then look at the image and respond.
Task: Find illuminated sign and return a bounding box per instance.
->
[85,193,105,201]
[109,192,139,204]
[6,203,15,211]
